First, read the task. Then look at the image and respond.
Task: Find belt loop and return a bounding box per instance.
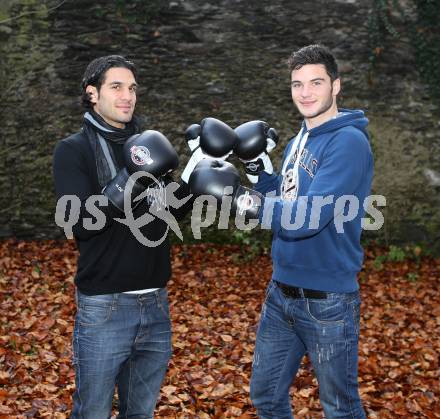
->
[155,288,164,309]
[112,293,119,310]
[299,288,305,299]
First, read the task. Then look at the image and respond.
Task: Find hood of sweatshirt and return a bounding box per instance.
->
[306,108,369,138]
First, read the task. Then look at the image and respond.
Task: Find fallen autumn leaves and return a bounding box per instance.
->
[0,239,439,418]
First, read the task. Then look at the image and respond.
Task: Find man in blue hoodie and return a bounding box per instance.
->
[248,44,372,418]
[187,44,372,417]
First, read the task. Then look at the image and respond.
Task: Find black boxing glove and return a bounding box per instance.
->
[181,117,237,183]
[102,168,146,212]
[234,120,279,184]
[124,130,179,184]
[103,130,179,212]
[188,159,263,220]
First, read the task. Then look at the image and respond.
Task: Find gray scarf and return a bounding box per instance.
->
[82,110,141,187]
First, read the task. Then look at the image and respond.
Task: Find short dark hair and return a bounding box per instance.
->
[80,55,137,109]
[287,44,339,81]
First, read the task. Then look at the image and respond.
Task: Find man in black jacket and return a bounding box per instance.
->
[53,55,192,418]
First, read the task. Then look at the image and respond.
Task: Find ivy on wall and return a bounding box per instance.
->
[412,0,440,101]
[368,0,440,103]
[368,0,401,68]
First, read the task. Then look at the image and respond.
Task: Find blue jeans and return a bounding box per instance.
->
[250,280,366,419]
[71,288,172,419]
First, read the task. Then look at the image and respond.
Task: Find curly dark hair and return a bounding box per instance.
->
[80,55,137,109]
[287,44,339,81]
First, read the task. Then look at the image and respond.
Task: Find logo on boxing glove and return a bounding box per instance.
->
[130,145,154,166]
[245,160,264,174]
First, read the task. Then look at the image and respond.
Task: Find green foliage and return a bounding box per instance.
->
[388,244,406,262]
[230,230,270,263]
[368,0,401,66]
[368,0,440,102]
[412,0,440,101]
[373,244,424,270]
[406,271,419,281]
[373,254,388,270]
[170,219,271,263]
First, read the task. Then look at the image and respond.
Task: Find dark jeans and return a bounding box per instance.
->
[71,288,172,419]
[250,280,366,418]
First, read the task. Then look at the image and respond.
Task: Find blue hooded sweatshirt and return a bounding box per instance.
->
[256,109,373,293]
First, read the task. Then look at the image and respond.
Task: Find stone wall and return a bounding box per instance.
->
[0,0,439,251]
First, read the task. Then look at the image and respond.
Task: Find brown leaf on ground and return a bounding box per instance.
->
[0,240,439,417]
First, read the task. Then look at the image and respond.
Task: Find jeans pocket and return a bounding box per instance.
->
[77,300,113,327]
[306,298,346,324]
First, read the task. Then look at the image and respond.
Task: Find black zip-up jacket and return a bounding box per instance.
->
[53,129,193,295]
